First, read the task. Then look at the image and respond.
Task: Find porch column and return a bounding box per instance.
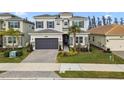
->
[18,36,23,47]
[3,36,6,48]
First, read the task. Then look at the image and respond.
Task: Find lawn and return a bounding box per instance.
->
[56,71,124,79]
[0,47,30,63]
[57,46,124,64]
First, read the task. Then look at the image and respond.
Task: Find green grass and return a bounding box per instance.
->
[56,71,124,79]
[0,47,30,63]
[57,46,124,64]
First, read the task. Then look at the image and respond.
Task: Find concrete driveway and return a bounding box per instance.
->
[113,51,124,59]
[21,50,58,63]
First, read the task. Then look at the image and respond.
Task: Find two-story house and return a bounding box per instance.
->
[29,12,89,50]
[0,13,34,48]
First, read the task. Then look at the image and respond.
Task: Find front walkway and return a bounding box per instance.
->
[0,63,124,72]
[0,71,60,79]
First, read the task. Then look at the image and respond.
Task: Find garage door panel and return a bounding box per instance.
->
[35,38,58,49]
[107,40,124,51]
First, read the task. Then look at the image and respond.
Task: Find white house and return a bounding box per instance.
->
[89,24,124,51]
[0,13,34,48]
[29,12,89,50]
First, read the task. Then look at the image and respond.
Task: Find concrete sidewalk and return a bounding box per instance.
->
[0,63,124,72]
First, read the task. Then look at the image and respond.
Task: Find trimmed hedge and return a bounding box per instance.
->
[57,51,78,57]
[16,50,23,56]
[4,51,10,57]
[4,50,23,57]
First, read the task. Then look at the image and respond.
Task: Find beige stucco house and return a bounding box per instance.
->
[29,12,89,50]
[0,13,34,48]
[89,24,124,51]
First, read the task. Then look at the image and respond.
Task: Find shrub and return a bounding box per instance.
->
[16,50,23,57]
[104,48,111,53]
[4,51,10,57]
[76,44,82,52]
[27,44,33,52]
[59,45,63,51]
[57,51,78,57]
[69,47,76,52]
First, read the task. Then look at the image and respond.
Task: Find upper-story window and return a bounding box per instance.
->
[64,22,68,26]
[72,21,84,28]
[36,21,43,28]
[79,21,84,28]
[56,20,60,25]
[47,21,54,28]
[8,21,20,28]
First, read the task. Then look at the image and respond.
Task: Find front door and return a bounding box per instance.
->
[0,35,3,47]
[63,34,69,46]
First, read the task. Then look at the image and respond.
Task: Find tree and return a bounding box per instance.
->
[88,16,92,30]
[102,16,106,25]
[91,16,96,28]
[3,28,21,50]
[114,18,118,24]
[107,16,112,25]
[120,17,124,25]
[69,25,81,50]
[97,17,102,26]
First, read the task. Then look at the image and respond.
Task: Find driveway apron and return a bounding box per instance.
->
[21,50,58,63]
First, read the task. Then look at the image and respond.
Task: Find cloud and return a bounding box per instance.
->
[14,12,27,17]
[104,14,112,18]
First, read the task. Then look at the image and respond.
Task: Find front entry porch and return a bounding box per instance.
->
[0,35,3,48]
[63,34,69,51]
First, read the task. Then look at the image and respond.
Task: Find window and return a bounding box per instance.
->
[72,21,79,26]
[69,37,73,45]
[76,37,78,43]
[72,21,84,28]
[56,21,60,25]
[8,37,12,43]
[13,37,16,43]
[79,21,84,28]
[93,36,95,42]
[47,21,54,28]
[8,37,16,43]
[8,21,20,28]
[36,21,43,28]
[64,22,68,25]
[79,37,83,43]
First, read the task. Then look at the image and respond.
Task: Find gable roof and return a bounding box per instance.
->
[89,24,124,36]
[0,13,17,17]
[34,14,58,18]
[34,29,62,33]
[4,16,34,24]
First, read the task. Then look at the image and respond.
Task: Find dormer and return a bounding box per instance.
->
[59,12,73,18]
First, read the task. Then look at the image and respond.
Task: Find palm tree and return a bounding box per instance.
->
[69,25,81,50]
[4,28,21,50]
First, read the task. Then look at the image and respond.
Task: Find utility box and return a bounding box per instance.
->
[9,51,17,58]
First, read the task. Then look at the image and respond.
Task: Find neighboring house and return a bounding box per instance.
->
[89,24,124,51]
[0,13,34,48]
[29,12,89,50]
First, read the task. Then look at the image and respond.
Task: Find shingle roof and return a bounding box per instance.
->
[34,14,58,18]
[34,29,62,33]
[0,13,17,17]
[59,12,73,15]
[5,16,34,24]
[72,16,86,19]
[89,24,124,36]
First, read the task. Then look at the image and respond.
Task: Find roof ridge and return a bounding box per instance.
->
[105,25,118,35]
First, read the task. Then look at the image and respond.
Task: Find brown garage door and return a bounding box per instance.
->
[35,38,58,49]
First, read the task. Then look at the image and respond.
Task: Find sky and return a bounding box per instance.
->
[10,12,124,22]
